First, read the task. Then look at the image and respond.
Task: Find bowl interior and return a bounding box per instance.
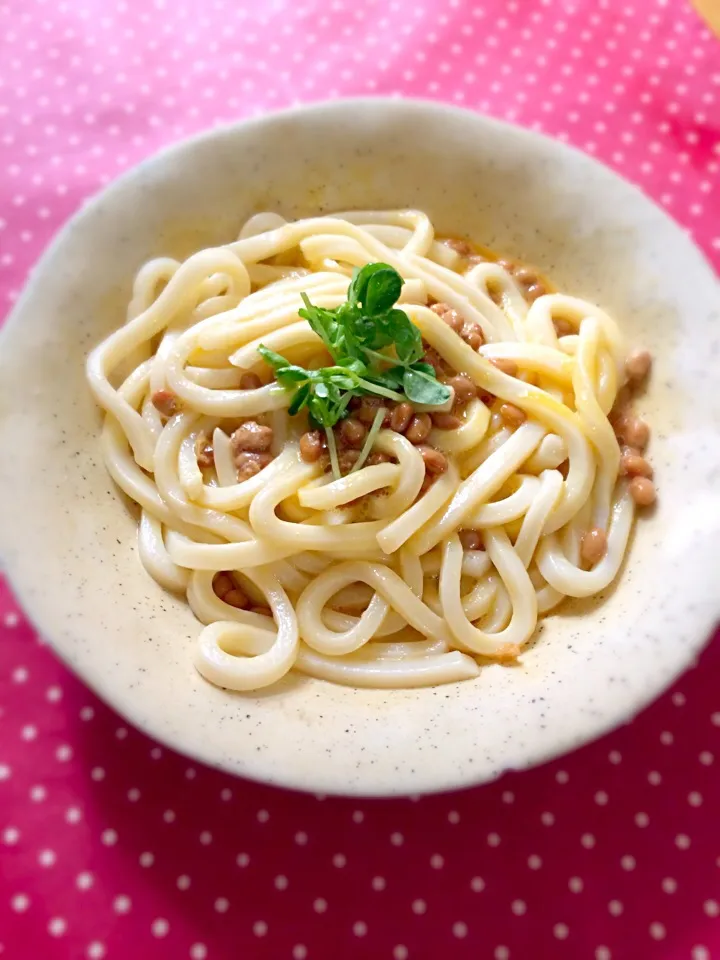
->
[1,99,719,796]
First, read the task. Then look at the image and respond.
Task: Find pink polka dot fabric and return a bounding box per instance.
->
[1,1,719,958]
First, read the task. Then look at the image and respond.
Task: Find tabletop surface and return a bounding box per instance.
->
[1,1,719,958]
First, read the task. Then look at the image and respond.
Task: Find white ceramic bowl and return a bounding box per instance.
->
[1,99,719,797]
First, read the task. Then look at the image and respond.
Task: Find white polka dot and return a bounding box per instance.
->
[12,666,29,683]
[353,921,367,937]
[704,899,719,917]
[236,853,250,867]
[660,730,673,745]
[220,788,232,801]
[555,770,569,784]
[661,877,677,894]
[46,685,62,702]
[177,876,191,891]
[635,812,649,827]
[648,770,662,785]
[199,831,212,845]
[293,947,308,960]
[351,810,364,824]
[2,827,19,845]
[101,829,117,846]
[430,854,444,868]
[163,810,176,823]
[448,810,460,824]
[541,811,555,826]
[115,727,128,740]
[90,767,105,782]
[21,725,37,741]
[528,855,542,870]
[621,855,636,871]
[554,923,569,940]
[294,831,308,845]
[48,917,67,937]
[494,948,510,960]
[38,849,56,867]
[214,898,229,913]
[151,918,169,937]
[699,751,714,765]
[313,898,327,913]
[63,808,79,828]
[127,788,140,802]
[649,922,666,940]
[581,833,596,849]
[333,853,347,868]
[80,707,94,721]
[595,948,611,960]
[4,612,19,628]
[487,832,501,846]
[256,809,270,823]
[139,852,154,867]
[391,832,404,846]
[594,791,609,805]
[688,791,703,807]
[608,900,623,916]
[150,747,162,759]
[569,877,583,893]
[692,947,710,960]
[113,895,131,913]
[412,899,426,915]
[86,943,106,959]
[502,791,514,804]
[512,900,527,915]
[470,876,485,892]
[11,894,30,912]
[452,921,468,938]
[0,765,10,781]
[76,872,94,890]
[675,833,691,849]
[393,948,408,960]
[371,876,385,891]
[253,921,268,937]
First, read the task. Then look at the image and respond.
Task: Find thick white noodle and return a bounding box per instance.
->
[86,209,640,692]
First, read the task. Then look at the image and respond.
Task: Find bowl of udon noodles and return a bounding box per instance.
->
[0,99,718,796]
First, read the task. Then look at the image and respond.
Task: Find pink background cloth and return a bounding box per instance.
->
[1,1,719,958]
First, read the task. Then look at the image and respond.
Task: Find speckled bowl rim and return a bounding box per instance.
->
[1,98,719,797]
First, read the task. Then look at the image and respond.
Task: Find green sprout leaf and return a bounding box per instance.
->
[259,261,453,470]
[403,364,453,406]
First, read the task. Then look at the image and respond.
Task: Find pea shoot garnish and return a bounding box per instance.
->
[259,263,450,476]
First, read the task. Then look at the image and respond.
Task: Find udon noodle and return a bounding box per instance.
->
[86,209,655,691]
